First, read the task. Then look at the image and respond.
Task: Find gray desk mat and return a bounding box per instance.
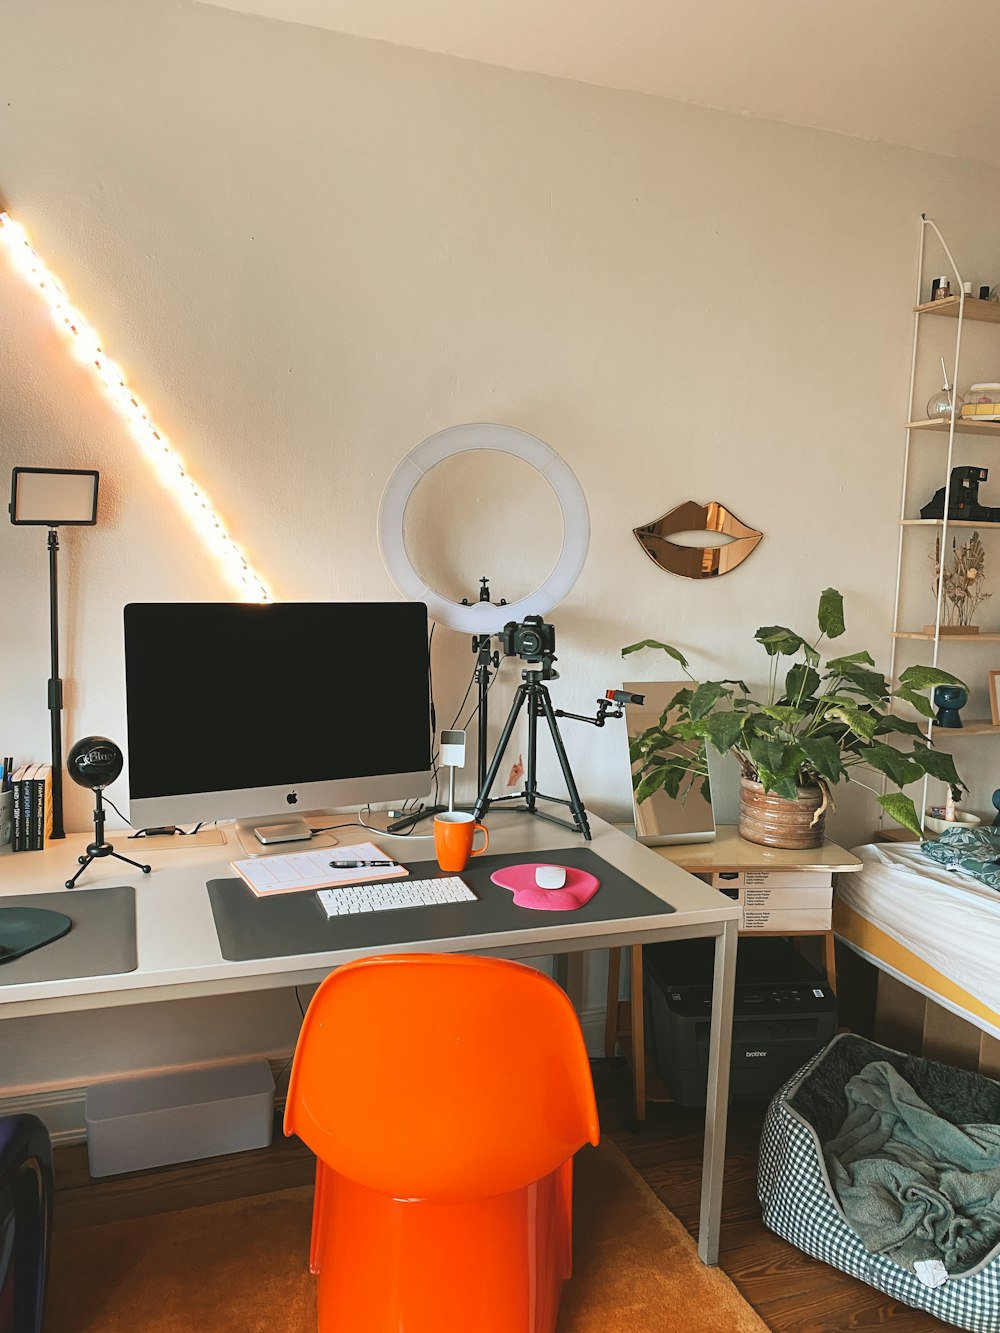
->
[207,847,675,963]
[0,885,137,984]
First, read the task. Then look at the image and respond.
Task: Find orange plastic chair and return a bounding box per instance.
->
[284,952,599,1333]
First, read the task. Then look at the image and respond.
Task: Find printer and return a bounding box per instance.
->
[643,935,837,1107]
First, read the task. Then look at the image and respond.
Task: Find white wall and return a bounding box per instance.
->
[3,0,1000,1116]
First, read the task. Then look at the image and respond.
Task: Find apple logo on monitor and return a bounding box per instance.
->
[286,791,298,805]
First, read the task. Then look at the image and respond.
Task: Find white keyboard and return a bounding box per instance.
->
[317,875,477,918]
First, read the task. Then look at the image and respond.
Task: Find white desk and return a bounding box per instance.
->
[0,812,738,1264]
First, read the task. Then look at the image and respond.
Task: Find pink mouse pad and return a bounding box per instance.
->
[490,863,600,911]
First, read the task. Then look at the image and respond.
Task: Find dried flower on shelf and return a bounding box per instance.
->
[930,531,992,628]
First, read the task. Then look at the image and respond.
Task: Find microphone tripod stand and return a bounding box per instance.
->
[65,787,152,890]
[471,659,591,840]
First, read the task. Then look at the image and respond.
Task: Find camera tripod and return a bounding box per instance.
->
[472,664,591,839]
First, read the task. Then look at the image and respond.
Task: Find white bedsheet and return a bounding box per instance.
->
[838,844,1000,1018]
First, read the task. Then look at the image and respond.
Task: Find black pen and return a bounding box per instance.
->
[330,859,397,868]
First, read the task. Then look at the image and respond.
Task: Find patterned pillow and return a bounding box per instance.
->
[920,824,1000,890]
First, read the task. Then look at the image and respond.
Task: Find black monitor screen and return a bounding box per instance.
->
[124,602,431,800]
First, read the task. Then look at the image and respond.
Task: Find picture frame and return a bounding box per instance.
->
[990,671,1000,727]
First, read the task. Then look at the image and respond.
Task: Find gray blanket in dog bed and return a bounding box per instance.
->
[825,1060,1000,1274]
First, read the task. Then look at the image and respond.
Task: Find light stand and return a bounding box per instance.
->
[386,577,502,834]
[10,467,100,842]
[46,528,65,839]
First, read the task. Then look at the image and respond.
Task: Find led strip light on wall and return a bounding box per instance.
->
[0,210,272,602]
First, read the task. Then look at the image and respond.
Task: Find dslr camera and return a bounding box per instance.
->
[499,615,556,663]
[921,465,1000,523]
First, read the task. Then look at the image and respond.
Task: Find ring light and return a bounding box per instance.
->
[378,423,590,634]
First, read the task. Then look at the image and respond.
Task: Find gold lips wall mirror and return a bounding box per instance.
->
[633,500,763,579]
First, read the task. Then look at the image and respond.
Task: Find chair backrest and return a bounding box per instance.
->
[284,953,599,1201]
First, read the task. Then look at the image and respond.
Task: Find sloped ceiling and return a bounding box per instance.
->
[194,0,1000,165]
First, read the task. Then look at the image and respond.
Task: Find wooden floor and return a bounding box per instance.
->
[51,1061,955,1332]
[594,1063,954,1332]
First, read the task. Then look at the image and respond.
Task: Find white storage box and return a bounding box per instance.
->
[741,907,833,932]
[712,873,833,929]
[85,1059,275,1177]
[711,871,833,891]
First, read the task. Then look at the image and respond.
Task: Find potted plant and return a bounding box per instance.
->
[622,588,965,848]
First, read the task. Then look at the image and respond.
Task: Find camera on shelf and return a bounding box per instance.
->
[498,615,556,662]
[921,465,1000,523]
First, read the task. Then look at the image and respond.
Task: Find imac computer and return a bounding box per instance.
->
[124,602,432,846]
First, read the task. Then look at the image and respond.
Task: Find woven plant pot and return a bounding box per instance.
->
[738,777,826,850]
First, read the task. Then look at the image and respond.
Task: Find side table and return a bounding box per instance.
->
[606,826,863,1120]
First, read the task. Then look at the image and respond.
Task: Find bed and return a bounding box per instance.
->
[834,842,1000,1065]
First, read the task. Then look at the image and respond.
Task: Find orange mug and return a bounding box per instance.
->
[434,811,489,873]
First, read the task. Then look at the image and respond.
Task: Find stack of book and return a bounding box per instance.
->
[9,764,53,852]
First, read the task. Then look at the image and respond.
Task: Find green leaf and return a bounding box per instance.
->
[703,710,746,755]
[621,639,689,670]
[718,678,751,695]
[877,791,923,839]
[835,666,889,704]
[754,767,801,801]
[748,735,795,780]
[658,688,694,727]
[662,765,685,799]
[912,745,967,792]
[874,715,927,740]
[826,651,876,670]
[892,686,937,719]
[863,742,923,788]
[688,681,728,721]
[797,736,845,783]
[757,705,808,725]
[634,768,670,803]
[818,588,846,639]
[824,702,878,740]
[755,625,805,658]
[744,713,781,738]
[785,664,820,703]
[898,664,966,691]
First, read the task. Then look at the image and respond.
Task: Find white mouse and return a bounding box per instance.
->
[535,865,566,889]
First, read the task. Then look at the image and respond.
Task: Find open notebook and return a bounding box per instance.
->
[230,842,408,897]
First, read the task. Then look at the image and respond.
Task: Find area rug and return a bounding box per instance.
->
[45,1141,767,1332]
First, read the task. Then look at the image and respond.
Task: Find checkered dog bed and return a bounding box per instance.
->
[758,1033,1000,1331]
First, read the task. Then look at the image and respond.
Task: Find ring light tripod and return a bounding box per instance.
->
[471,655,591,840]
[387,578,503,835]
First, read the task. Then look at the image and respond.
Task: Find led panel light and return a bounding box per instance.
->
[10,466,99,525]
[0,210,272,602]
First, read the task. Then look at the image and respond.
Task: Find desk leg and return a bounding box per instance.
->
[551,952,585,1014]
[824,931,837,995]
[630,944,646,1122]
[604,947,622,1058]
[698,917,737,1266]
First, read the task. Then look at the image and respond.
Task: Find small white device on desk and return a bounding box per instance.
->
[440,730,467,811]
